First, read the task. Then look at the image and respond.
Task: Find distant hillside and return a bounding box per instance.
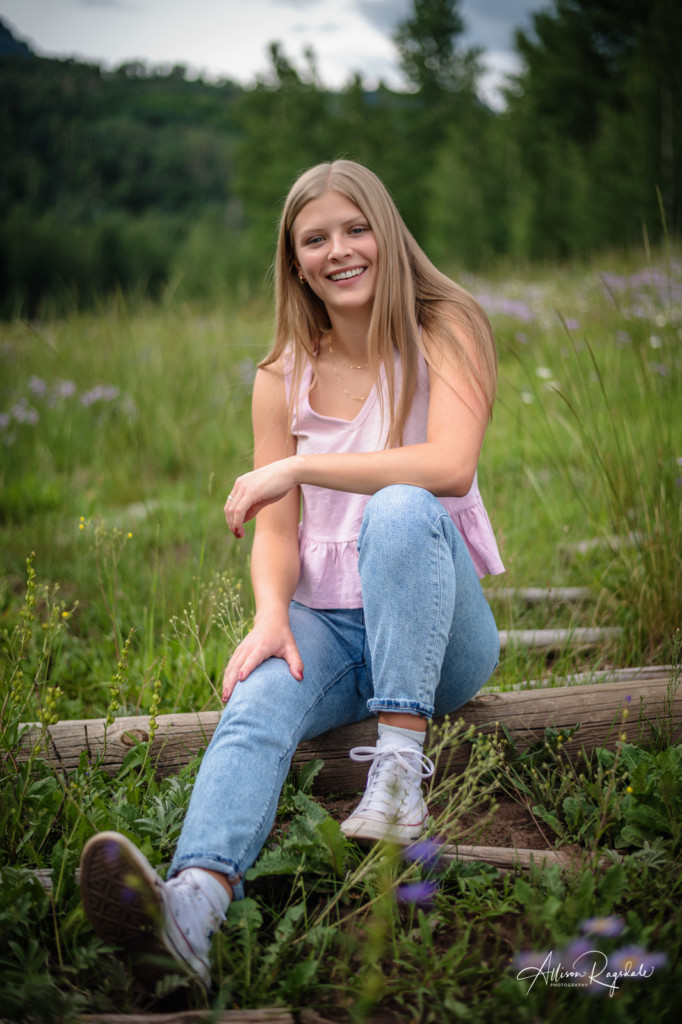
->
[0,1,677,318]
[0,18,35,58]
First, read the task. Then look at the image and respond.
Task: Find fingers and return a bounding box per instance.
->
[221,634,304,702]
[224,486,260,538]
[283,638,304,682]
[224,491,245,539]
[221,664,239,704]
[222,642,251,700]
[224,462,295,539]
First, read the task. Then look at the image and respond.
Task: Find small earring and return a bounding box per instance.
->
[299,274,307,284]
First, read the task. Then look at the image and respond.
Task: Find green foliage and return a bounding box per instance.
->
[394,0,467,93]
[616,743,682,850]
[492,661,682,863]
[486,255,682,667]
[510,0,682,254]
[0,231,680,1015]
[2,0,680,312]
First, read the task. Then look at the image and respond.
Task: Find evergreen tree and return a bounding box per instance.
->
[510,0,681,246]
[230,44,340,258]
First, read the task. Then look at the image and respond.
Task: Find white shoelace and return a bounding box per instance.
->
[348,744,435,818]
[348,744,435,779]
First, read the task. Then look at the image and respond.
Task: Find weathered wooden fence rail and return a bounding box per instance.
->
[77,1012,295,1024]
[498,626,622,652]
[17,668,676,794]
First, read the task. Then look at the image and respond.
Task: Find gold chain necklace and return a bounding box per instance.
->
[328,337,369,369]
[328,337,369,401]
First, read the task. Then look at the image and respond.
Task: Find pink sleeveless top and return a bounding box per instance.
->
[287,349,505,609]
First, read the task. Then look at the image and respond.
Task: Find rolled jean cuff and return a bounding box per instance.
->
[168,854,244,901]
[367,697,434,719]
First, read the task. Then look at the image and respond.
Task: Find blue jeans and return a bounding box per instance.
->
[169,485,499,897]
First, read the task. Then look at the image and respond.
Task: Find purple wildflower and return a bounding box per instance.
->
[563,938,594,962]
[625,694,632,704]
[53,379,77,400]
[80,385,120,407]
[512,950,551,970]
[10,399,39,425]
[395,880,438,906]
[608,945,667,975]
[402,839,443,871]
[28,375,48,397]
[473,293,535,322]
[580,915,624,938]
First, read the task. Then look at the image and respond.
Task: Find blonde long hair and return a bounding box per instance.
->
[261,160,497,446]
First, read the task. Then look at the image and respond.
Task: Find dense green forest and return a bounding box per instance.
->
[1,0,680,316]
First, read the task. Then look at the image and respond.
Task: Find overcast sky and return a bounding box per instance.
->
[1,0,544,107]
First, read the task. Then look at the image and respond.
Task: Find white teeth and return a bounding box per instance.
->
[329,268,365,281]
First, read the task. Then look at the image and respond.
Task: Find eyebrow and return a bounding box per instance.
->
[296,215,369,236]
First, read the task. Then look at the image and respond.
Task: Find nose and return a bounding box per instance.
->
[329,233,352,260]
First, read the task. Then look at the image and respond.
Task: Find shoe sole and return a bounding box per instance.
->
[79,831,208,989]
[340,815,430,843]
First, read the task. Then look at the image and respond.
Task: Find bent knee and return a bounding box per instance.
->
[363,484,439,528]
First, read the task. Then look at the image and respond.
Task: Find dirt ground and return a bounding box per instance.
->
[320,793,555,851]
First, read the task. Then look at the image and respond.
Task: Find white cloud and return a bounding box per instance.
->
[2,0,544,98]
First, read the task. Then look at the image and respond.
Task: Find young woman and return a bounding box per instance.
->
[80,160,504,988]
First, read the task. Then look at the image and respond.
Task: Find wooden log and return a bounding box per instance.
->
[78,1012,293,1024]
[294,676,672,792]
[16,671,677,794]
[560,532,642,559]
[487,664,672,692]
[498,627,622,651]
[439,843,578,873]
[16,710,222,779]
[486,586,592,604]
[29,842,577,894]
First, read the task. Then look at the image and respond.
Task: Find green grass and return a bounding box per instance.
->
[1,249,681,1021]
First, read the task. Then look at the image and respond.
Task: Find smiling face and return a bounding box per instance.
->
[291,191,379,318]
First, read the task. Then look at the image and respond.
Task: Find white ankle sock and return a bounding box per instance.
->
[171,867,231,918]
[378,722,426,748]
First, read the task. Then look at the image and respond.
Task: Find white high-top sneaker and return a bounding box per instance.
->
[340,731,435,842]
[79,832,229,988]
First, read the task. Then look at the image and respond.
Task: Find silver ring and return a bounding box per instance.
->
[227,494,234,501]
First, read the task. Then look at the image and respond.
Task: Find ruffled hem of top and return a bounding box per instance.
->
[293,535,363,609]
[445,498,506,579]
[293,501,505,610]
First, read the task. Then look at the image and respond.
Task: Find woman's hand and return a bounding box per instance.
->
[225,458,298,538]
[222,610,304,703]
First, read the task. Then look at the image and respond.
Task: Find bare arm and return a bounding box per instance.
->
[225,326,490,536]
[222,364,303,701]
